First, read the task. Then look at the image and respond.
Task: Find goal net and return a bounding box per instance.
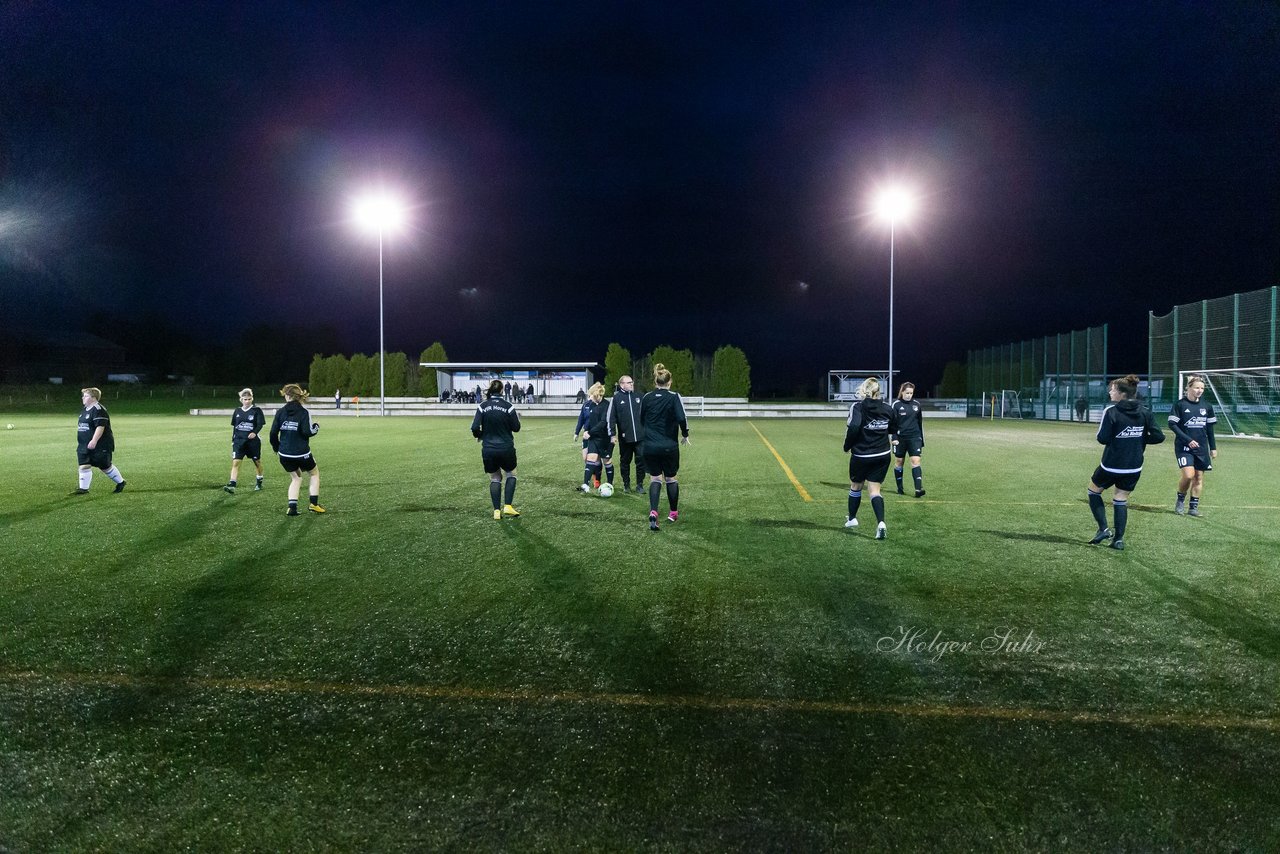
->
[1179,366,1280,440]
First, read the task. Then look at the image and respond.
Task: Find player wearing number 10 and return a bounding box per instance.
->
[1169,375,1217,517]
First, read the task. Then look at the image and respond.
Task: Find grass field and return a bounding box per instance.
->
[2,412,1279,850]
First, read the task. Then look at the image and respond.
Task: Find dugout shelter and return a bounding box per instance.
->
[420,362,602,401]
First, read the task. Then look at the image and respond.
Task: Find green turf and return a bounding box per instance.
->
[1,413,1278,849]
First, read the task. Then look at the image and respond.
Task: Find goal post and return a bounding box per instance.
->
[1178,366,1280,440]
[979,390,1023,419]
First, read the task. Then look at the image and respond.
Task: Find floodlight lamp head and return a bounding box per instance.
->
[874,187,916,224]
[353,193,407,235]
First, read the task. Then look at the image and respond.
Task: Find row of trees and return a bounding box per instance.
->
[306,342,751,399]
[308,342,448,398]
[604,343,750,397]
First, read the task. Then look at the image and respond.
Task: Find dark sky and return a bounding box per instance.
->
[2,1,1278,392]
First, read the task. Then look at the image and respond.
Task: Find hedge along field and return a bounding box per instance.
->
[1,413,1278,849]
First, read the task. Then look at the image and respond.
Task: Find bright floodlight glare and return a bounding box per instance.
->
[353,193,406,234]
[874,187,916,224]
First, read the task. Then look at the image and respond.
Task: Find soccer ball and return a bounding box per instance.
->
[5,424,12,430]
[598,482,614,498]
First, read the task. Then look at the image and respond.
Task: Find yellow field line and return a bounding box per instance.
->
[748,422,812,502]
[2,668,1276,732]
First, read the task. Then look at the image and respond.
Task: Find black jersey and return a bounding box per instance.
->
[585,397,611,441]
[1167,396,1217,454]
[844,398,898,458]
[471,395,520,452]
[607,389,645,442]
[640,389,688,451]
[574,400,596,435]
[1097,399,1165,473]
[890,398,924,438]
[77,403,114,453]
[269,400,317,458]
[231,406,266,447]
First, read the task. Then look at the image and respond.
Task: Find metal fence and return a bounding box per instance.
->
[1148,286,1280,408]
[967,325,1109,421]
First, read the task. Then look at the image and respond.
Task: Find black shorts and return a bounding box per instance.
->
[77,447,112,469]
[587,438,615,458]
[894,434,924,457]
[1091,466,1141,492]
[1176,450,1213,471]
[232,438,262,461]
[483,449,518,474]
[279,454,317,473]
[644,446,680,478]
[849,454,891,484]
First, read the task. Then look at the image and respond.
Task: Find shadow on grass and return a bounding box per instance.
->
[750,519,832,531]
[86,508,307,727]
[0,498,74,527]
[397,504,457,513]
[497,525,698,694]
[978,529,1088,546]
[1129,562,1280,659]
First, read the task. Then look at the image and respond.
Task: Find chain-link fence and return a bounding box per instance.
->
[967,325,1109,421]
[1149,286,1280,436]
[1149,286,1280,406]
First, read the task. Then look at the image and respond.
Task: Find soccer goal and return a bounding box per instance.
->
[1180,366,1280,440]
[981,390,1023,419]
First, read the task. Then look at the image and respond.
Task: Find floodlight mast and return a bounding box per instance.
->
[873,187,916,395]
[353,193,407,416]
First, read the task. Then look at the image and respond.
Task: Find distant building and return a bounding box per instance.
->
[1,330,130,384]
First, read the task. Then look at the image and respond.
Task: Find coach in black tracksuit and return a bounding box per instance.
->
[1087,374,1164,550]
[607,375,646,493]
[471,379,522,519]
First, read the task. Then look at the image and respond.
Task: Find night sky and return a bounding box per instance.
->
[2,2,1278,393]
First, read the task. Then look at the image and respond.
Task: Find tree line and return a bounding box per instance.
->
[305,342,751,399]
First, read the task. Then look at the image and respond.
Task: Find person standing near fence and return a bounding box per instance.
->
[843,377,898,539]
[269,383,324,516]
[1169,375,1217,517]
[608,375,647,493]
[641,364,690,531]
[890,381,925,498]
[225,387,265,494]
[471,378,522,520]
[1086,374,1164,550]
[73,387,126,495]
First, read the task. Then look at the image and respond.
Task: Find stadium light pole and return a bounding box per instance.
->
[353,192,407,416]
[873,186,916,395]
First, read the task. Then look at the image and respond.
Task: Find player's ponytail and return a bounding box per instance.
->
[857,377,881,400]
[1112,374,1139,398]
[653,363,672,387]
[280,383,310,403]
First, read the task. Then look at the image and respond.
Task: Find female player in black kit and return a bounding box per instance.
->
[1168,374,1218,517]
[225,387,265,494]
[890,381,926,498]
[269,383,323,516]
[471,378,522,520]
[843,377,898,539]
[640,363,690,531]
[1087,374,1164,550]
